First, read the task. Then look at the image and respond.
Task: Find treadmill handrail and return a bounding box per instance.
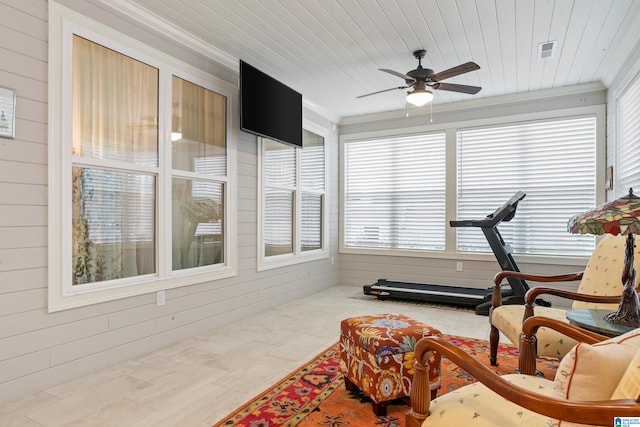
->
[449,191,526,228]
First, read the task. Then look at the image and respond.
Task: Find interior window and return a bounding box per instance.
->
[71,35,158,285]
[259,129,327,268]
[49,13,235,311]
[457,116,597,257]
[617,73,640,193]
[171,76,227,270]
[343,133,447,251]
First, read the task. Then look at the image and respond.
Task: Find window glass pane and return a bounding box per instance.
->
[72,35,158,166]
[456,116,597,256]
[301,193,322,251]
[264,189,294,256]
[301,130,325,191]
[72,166,156,285]
[618,74,640,193]
[172,76,227,174]
[172,178,224,270]
[344,133,446,250]
[264,139,296,187]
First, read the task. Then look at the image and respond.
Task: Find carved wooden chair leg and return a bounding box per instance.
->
[489,324,500,366]
[518,332,538,375]
[489,282,503,366]
[407,351,431,427]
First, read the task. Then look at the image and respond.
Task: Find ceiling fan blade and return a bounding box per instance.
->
[433,82,482,94]
[430,62,480,81]
[379,68,416,81]
[357,86,411,98]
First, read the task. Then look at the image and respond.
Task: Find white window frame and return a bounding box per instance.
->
[257,120,329,271]
[340,104,605,265]
[341,131,447,252]
[456,115,599,258]
[48,3,237,312]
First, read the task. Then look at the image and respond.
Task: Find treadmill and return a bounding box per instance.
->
[363,191,535,315]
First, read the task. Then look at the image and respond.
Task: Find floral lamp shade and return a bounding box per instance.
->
[567,188,640,327]
[568,189,640,236]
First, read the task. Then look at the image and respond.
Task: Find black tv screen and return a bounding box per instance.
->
[239,60,303,148]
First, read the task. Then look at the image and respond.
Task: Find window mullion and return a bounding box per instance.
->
[157,68,173,280]
[295,146,301,255]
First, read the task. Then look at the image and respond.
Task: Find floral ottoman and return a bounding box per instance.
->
[339,313,442,416]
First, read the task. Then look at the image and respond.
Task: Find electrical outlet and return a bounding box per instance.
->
[331,256,335,265]
[156,290,165,306]
[456,261,463,272]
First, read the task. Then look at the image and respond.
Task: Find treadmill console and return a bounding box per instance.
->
[450,191,526,228]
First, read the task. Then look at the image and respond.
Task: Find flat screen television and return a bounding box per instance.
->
[239,60,303,148]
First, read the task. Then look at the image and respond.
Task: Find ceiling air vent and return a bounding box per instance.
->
[538,41,555,59]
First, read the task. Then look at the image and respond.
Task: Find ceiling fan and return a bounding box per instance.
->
[358,49,482,106]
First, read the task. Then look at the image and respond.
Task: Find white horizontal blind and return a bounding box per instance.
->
[344,133,446,250]
[301,131,325,251]
[617,73,640,194]
[79,167,156,244]
[264,140,296,255]
[456,116,597,256]
[301,131,325,191]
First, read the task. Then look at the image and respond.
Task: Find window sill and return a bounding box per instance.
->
[339,246,589,267]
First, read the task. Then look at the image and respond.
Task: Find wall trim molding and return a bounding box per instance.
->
[340,81,606,126]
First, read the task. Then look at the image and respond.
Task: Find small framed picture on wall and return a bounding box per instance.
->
[0,85,16,139]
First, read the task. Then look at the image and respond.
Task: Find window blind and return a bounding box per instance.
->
[264,141,296,254]
[261,129,326,259]
[617,74,640,194]
[456,116,597,256]
[301,134,325,251]
[344,133,446,250]
[80,168,156,245]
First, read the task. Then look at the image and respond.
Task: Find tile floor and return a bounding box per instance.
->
[0,285,499,427]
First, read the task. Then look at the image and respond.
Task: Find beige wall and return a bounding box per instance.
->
[0,0,339,405]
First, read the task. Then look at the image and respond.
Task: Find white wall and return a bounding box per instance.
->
[0,0,339,405]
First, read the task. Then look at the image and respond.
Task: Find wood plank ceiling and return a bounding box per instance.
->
[106,0,640,121]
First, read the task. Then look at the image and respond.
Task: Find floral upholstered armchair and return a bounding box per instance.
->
[489,234,640,366]
[406,317,640,427]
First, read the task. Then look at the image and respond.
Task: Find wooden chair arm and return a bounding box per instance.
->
[494,271,620,320]
[518,316,608,375]
[407,335,639,427]
[491,271,584,310]
[522,316,607,343]
[522,288,623,321]
[524,287,622,306]
[494,270,584,287]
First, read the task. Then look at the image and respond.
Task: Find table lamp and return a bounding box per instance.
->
[567,188,640,327]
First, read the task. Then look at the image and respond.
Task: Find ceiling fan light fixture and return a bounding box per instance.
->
[406,87,434,106]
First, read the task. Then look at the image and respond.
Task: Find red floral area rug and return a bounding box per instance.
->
[212,335,558,427]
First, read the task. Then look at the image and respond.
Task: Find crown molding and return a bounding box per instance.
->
[92,0,238,73]
[340,81,607,126]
